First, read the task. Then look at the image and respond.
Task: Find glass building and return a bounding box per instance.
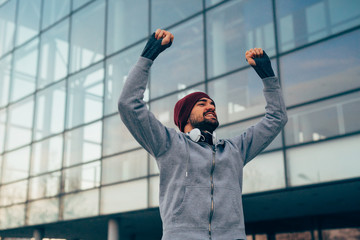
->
[0,0,360,239]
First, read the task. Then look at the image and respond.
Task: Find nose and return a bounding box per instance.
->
[206,103,215,111]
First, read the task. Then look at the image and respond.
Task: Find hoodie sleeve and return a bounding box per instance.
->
[230,76,288,165]
[118,57,174,158]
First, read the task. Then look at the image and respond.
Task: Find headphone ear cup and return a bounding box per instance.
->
[188,128,202,142]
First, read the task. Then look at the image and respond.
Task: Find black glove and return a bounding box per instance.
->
[251,50,275,79]
[141,33,172,61]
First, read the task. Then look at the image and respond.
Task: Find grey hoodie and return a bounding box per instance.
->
[118,57,288,240]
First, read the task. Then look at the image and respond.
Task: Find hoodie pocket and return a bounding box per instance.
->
[172,186,210,228]
[212,187,242,229]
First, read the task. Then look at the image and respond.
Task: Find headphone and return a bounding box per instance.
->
[187,128,216,143]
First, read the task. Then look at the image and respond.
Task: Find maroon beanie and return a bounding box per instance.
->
[174,92,213,132]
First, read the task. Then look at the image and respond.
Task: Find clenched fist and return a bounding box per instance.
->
[245,48,274,79]
[141,29,174,61]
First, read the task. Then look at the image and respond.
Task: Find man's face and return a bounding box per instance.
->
[187,98,219,133]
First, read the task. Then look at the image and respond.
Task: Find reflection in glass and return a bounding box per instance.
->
[105,43,144,115]
[151,16,204,98]
[38,20,69,89]
[281,30,360,106]
[107,0,148,55]
[0,0,16,56]
[11,39,38,102]
[101,179,147,214]
[149,176,160,207]
[41,0,70,30]
[72,0,92,11]
[208,60,277,125]
[6,98,34,150]
[276,231,312,240]
[70,0,105,73]
[102,115,140,156]
[0,204,25,229]
[63,189,99,220]
[64,121,102,167]
[1,147,30,183]
[67,63,104,128]
[276,0,360,52]
[0,55,11,107]
[216,118,282,152]
[150,85,205,129]
[151,0,202,29]
[0,180,27,206]
[206,0,275,78]
[287,135,360,186]
[34,81,66,140]
[285,92,360,146]
[243,151,285,194]
[15,0,41,46]
[29,172,61,199]
[63,161,100,193]
[31,135,63,175]
[27,198,59,225]
[205,0,225,7]
[0,109,6,153]
[102,149,148,185]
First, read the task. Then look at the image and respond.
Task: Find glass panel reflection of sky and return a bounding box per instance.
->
[63,161,100,193]
[41,0,70,30]
[27,198,59,225]
[29,172,61,199]
[281,30,360,106]
[0,55,11,107]
[0,0,16,57]
[63,189,99,220]
[0,109,6,154]
[1,147,29,184]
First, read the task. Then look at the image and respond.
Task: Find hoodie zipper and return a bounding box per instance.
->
[208,144,216,240]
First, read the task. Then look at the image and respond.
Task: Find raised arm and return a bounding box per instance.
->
[118,30,175,158]
[234,48,287,165]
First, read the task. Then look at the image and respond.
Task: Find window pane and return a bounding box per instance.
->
[15,0,41,46]
[151,0,202,29]
[63,189,99,220]
[102,115,140,156]
[35,81,66,140]
[29,172,61,199]
[151,16,204,99]
[322,228,360,240]
[64,121,102,167]
[102,149,148,185]
[1,146,30,183]
[150,85,205,129]
[27,198,59,225]
[216,118,283,152]
[72,0,92,11]
[31,135,63,175]
[6,97,34,150]
[276,0,360,52]
[206,0,275,78]
[0,0,16,56]
[0,109,6,153]
[11,39,38,102]
[107,0,148,55]
[205,0,225,7]
[287,134,360,186]
[243,151,285,194]
[276,231,312,240]
[285,92,360,146]
[42,0,70,30]
[208,60,277,125]
[149,176,159,207]
[38,20,69,89]
[67,63,104,128]
[0,180,27,206]
[101,179,147,214]
[0,54,11,107]
[70,0,105,73]
[63,161,100,193]
[105,43,144,115]
[0,204,25,229]
[281,30,360,106]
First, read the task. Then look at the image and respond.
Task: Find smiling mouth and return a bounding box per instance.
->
[204,112,217,119]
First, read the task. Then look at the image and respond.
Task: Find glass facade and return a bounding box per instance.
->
[0,0,360,233]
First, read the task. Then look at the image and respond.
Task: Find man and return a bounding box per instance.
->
[118,29,287,240]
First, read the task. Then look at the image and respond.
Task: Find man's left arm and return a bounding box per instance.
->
[236,48,288,165]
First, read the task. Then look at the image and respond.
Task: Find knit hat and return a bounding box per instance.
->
[174,92,214,132]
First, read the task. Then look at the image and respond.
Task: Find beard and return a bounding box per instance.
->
[188,113,219,133]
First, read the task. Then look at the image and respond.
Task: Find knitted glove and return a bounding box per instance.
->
[251,51,275,79]
[141,33,172,61]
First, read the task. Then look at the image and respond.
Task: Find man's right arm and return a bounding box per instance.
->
[118,30,174,158]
